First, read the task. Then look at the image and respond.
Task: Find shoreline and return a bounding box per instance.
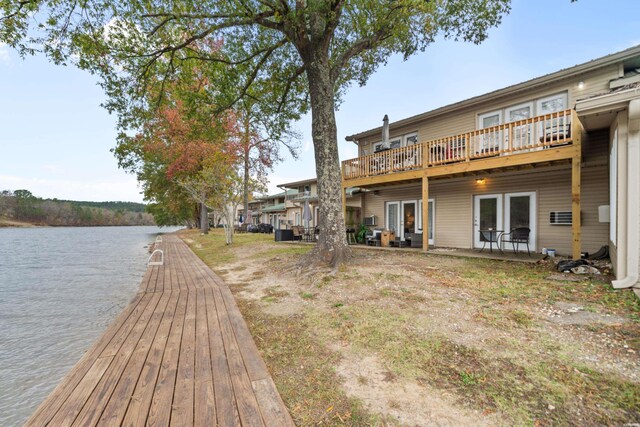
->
[0,220,161,228]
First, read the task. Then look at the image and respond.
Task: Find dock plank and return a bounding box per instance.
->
[212,283,265,427]
[98,290,177,426]
[146,286,188,426]
[194,288,216,427]
[205,286,240,426]
[24,234,292,427]
[170,287,196,426]
[121,290,181,427]
[69,292,166,427]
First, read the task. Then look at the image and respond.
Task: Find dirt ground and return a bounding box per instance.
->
[184,231,640,426]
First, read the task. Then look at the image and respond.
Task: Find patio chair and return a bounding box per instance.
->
[292,225,304,242]
[366,229,382,246]
[500,227,531,256]
[303,227,314,242]
[409,233,423,248]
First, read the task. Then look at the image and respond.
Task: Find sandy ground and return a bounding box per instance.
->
[208,240,639,426]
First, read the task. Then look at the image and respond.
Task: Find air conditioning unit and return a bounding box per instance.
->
[363,215,377,226]
[549,211,572,225]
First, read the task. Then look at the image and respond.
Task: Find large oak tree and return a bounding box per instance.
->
[1,0,510,266]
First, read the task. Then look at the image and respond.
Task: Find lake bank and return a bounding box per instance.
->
[0,216,170,228]
[0,217,41,227]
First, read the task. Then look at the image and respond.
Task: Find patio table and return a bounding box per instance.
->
[479,229,503,253]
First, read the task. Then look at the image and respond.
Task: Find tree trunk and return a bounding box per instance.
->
[199,199,209,234]
[243,127,250,225]
[304,50,350,267]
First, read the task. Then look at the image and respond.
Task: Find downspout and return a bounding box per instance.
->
[613,98,640,289]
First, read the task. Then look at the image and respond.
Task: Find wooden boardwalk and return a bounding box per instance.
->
[25,234,294,427]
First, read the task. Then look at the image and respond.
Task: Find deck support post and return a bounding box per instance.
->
[422,175,429,252]
[571,110,582,260]
[341,184,347,228]
[572,156,582,260]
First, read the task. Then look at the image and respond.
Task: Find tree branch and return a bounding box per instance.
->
[214,38,288,114]
[0,0,35,22]
[330,28,392,83]
[277,64,305,113]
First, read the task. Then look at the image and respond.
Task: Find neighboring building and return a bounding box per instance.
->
[247,189,297,229]
[342,45,640,294]
[278,178,362,228]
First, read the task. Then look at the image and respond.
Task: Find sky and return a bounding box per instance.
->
[1,0,639,203]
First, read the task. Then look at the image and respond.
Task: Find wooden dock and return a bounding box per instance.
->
[26,234,294,427]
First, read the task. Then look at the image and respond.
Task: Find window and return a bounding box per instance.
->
[478,110,502,152]
[506,103,533,148]
[478,110,502,129]
[386,202,399,234]
[537,93,567,114]
[404,133,418,146]
[372,132,418,152]
[373,141,386,152]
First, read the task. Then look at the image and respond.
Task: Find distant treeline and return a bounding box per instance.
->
[0,189,155,226]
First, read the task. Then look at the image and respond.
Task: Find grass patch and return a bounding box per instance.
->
[322,303,640,425]
[378,287,427,304]
[458,259,640,319]
[235,300,380,426]
[261,286,289,303]
[185,231,640,425]
[474,307,536,329]
[180,229,273,266]
[251,245,312,260]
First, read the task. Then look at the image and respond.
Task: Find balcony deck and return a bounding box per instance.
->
[342,109,579,186]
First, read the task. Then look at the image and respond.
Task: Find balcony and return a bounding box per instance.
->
[342,109,578,182]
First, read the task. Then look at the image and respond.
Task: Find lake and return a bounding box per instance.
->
[0,226,182,426]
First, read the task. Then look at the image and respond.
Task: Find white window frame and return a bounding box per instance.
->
[536,92,567,114]
[417,198,435,244]
[505,102,534,149]
[478,110,502,129]
[373,141,386,152]
[403,132,418,146]
[389,137,402,149]
[504,191,537,252]
[386,201,400,235]
[505,102,533,122]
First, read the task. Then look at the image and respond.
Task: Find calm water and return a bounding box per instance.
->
[0,226,182,426]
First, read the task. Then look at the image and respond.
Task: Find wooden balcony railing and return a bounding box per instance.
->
[342,144,423,180]
[342,109,575,181]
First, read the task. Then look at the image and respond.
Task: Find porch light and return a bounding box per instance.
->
[475,177,486,184]
[578,81,585,90]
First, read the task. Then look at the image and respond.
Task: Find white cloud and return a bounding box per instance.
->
[0,174,143,202]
